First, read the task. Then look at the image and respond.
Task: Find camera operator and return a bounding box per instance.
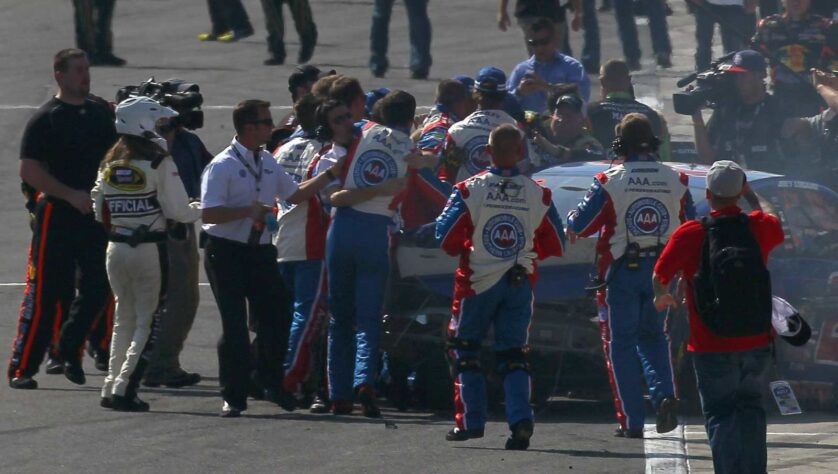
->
[141,111,213,389]
[588,59,672,161]
[691,50,789,173]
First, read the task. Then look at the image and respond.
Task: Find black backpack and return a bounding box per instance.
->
[693,214,773,337]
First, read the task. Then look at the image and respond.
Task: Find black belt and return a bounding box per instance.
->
[108,231,167,244]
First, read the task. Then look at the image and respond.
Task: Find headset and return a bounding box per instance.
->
[611,134,661,157]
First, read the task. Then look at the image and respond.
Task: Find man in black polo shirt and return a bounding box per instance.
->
[588,59,671,160]
[8,48,116,389]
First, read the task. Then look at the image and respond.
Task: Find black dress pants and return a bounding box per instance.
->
[204,236,291,409]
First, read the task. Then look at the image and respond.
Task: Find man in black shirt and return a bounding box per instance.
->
[8,49,117,389]
[588,59,671,160]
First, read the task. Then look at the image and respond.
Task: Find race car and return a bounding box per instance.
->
[383,160,838,411]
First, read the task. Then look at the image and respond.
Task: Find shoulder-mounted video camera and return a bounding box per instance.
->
[116,77,204,130]
[673,53,738,116]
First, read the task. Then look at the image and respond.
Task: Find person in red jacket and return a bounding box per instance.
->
[652,160,784,474]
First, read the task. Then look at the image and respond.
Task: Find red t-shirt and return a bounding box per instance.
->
[654,206,785,353]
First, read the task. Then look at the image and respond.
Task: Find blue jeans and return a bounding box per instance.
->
[614,0,671,61]
[567,0,600,70]
[369,0,432,74]
[693,346,771,474]
[326,208,391,401]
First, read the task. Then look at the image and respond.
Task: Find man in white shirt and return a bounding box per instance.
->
[201,99,342,417]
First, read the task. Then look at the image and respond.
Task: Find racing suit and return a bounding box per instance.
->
[326,122,412,402]
[441,109,529,184]
[93,151,201,400]
[752,13,838,116]
[401,105,458,230]
[273,135,330,394]
[567,154,695,433]
[587,92,672,161]
[436,167,565,433]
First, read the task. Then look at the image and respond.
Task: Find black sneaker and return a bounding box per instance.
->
[614,427,644,439]
[309,394,330,414]
[627,58,642,72]
[358,385,381,418]
[264,56,286,66]
[656,396,678,433]
[112,394,150,412]
[505,419,534,450]
[445,427,484,441]
[162,371,201,388]
[266,388,297,412]
[100,397,113,409]
[656,53,672,69]
[9,376,38,390]
[89,53,126,67]
[45,357,64,375]
[63,361,86,385]
[410,69,429,80]
[298,32,317,64]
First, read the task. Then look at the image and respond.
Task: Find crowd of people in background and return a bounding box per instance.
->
[8,0,837,465]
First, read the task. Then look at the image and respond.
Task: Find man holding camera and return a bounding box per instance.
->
[567,114,694,439]
[142,111,213,389]
[437,124,565,450]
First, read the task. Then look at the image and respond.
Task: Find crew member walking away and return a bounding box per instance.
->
[73,0,125,66]
[436,124,565,450]
[94,97,202,411]
[321,91,416,417]
[653,160,783,473]
[261,0,319,65]
[9,49,116,390]
[198,0,255,42]
[369,0,433,79]
[613,0,673,69]
[567,114,694,438]
[201,100,342,417]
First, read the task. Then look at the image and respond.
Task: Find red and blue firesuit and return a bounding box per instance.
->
[326,121,413,403]
[567,154,695,433]
[436,166,565,433]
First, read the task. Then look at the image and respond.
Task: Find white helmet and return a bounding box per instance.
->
[114,96,178,140]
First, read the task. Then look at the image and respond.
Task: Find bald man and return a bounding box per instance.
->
[436,124,566,450]
[587,59,671,160]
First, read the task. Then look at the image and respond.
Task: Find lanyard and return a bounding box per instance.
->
[231,145,264,193]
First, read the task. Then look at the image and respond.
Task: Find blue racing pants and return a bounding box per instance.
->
[599,256,676,431]
[326,207,391,401]
[448,276,534,432]
[279,259,327,394]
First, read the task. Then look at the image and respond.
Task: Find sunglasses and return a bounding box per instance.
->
[527,36,551,47]
[248,118,274,127]
[330,112,353,125]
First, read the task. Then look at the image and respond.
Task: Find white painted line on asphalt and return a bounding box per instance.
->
[644,420,688,474]
[685,430,831,437]
[0,105,436,111]
[0,282,212,286]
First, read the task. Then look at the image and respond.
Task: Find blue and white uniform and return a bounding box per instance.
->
[326,121,412,402]
[273,135,330,394]
[436,167,565,433]
[567,154,695,433]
